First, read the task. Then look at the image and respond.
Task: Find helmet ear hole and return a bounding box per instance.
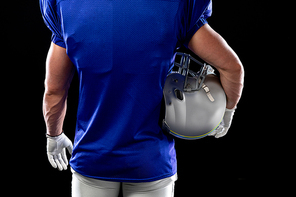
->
[174,89,184,101]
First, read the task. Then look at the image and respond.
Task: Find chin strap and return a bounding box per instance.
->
[201,83,215,102]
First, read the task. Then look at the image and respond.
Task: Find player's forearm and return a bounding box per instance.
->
[219,63,244,109]
[43,90,68,137]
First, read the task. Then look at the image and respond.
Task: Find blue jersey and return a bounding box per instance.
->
[40,0,212,182]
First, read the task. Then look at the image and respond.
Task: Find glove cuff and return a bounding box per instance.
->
[46,131,64,139]
[226,106,237,111]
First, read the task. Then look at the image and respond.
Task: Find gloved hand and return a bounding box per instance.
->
[46,132,73,171]
[208,107,236,138]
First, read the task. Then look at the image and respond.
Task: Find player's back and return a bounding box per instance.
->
[41,0,212,182]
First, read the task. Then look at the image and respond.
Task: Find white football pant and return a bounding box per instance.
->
[72,169,176,197]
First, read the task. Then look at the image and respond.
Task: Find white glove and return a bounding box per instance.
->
[208,107,236,138]
[46,132,73,171]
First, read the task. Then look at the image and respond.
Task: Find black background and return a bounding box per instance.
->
[4,0,293,195]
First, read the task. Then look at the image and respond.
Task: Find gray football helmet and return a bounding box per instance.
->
[162,52,226,139]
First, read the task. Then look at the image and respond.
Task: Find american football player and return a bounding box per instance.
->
[41,0,244,196]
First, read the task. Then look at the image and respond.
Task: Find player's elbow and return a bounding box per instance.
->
[229,61,244,78]
[219,53,245,81]
[44,80,68,96]
[221,61,245,92]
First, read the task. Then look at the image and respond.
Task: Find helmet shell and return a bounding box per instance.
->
[163,73,226,139]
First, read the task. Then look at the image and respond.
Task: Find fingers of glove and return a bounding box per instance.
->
[61,148,68,166]
[47,152,67,170]
[47,154,57,169]
[54,153,68,171]
[215,127,229,138]
[208,124,223,136]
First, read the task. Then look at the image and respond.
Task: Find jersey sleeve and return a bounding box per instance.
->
[180,0,212,48]
[40,0,66,48]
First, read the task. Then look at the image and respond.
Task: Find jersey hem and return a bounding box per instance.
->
[70,165,177,183]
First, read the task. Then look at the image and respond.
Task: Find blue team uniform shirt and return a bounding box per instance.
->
[40,0,212,182]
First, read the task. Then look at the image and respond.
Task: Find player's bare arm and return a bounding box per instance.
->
[188,24,244,109]
[43,42,75,137]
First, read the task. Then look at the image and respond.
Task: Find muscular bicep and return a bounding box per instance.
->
[45,42,75,94]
